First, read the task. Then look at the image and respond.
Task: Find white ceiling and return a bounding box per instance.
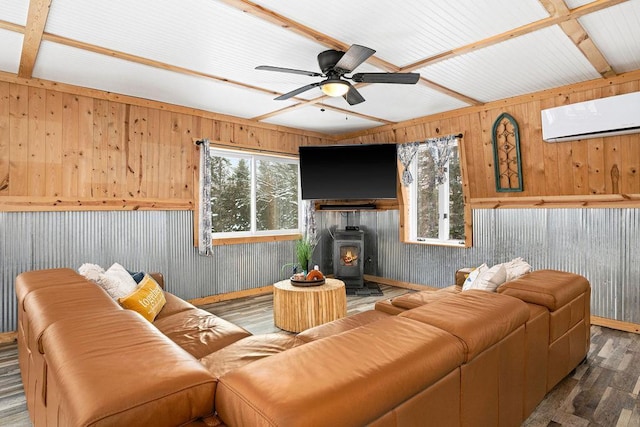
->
[1,0,639,135]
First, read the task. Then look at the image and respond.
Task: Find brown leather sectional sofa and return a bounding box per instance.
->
[16,267,590,426]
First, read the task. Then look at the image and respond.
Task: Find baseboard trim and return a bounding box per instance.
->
[188,285,274,306]
[591,316,640,334]
[0,331,17,344]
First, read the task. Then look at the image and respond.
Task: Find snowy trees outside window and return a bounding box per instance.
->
[209,148,300,237]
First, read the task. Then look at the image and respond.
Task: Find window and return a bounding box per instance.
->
[408,138,465,246]
[209,147,300,238]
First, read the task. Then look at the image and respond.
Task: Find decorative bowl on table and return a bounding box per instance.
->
[290,270,325,287]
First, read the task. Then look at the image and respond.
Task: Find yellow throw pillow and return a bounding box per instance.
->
[118,274,166,322]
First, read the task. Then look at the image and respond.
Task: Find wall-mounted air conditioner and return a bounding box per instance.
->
[541,91,640,143]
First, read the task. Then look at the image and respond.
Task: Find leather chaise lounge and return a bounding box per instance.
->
[16,266,590,426]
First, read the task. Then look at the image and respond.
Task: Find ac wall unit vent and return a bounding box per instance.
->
[541,91,640,143]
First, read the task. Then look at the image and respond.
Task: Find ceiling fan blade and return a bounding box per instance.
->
[343,83,365,106]
[351,72,420,84]
[334,44,376,74]
[275,82,322,100]
[256,65,322,77]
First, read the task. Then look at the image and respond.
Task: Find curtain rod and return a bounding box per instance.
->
[193,139,298,159]
[432,133,463,139]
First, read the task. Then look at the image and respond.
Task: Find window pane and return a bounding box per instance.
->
[448,145,465,240]
[416,145,439,239]
[256,159,299,231]
[210,154,251,232]
[411,139,465,244]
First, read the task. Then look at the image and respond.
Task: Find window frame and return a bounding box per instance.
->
[208,146,302,243]
[405,138,467,248]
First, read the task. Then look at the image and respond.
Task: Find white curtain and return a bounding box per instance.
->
[397,141,420,186]
[303,199,317,245]
[197,139,213,256]
[425,135,457,186]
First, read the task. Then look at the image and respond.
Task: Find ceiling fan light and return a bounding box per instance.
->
[321,80,349,97]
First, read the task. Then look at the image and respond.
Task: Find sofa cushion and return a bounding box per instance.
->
[391,287,460,310]
[399,290,530,362]
[374,298,408,315]
[297,309,391,342]
[155,291,196,320]
[42,310,216,427]
[216,316,465,427]
[200,333,303,380]
[16,268,87,310]
[497,269,589,311]
[118,274,167,322]
[23,282,121,354]
[154,308,251,359]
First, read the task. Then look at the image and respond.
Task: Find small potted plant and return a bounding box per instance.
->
[295,236,315,274]
[282,236,316,278]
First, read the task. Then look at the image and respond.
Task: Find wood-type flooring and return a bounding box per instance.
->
[1,284,638,426]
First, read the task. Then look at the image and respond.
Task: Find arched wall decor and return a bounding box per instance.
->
[492,113,523,192]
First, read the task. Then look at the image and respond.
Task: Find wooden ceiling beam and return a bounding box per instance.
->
[220,0,623,109]
[41,33,285,97]
[399,0,627,74]
[18,0,52,78]
[252,98,395,125]
[2,0,627,129]
[0,20,23,33]
[216,0,401,73]
[218,0,479,112]
[538,0,571,16]
[539,0,617,78]
[559,18,616,77]
[418,78,480,105]
[6,17,398,128]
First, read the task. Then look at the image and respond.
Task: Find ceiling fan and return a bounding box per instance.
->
[256,44,420,106]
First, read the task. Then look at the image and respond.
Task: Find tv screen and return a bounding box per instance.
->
[299,144,398,200]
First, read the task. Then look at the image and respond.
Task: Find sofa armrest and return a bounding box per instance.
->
[497,270,589,311]
[150,272,165,289]
[455,267,474,287]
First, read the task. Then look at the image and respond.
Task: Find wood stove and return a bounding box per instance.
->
[333,229,364,288]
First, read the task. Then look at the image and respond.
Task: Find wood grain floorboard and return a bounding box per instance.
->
[1,285,638,426]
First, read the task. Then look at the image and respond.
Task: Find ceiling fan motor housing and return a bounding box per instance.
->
[318,50,345,74]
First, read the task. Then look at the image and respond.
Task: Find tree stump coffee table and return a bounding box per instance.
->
[273,278,347,333]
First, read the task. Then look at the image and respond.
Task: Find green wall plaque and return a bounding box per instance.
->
[492,113,523,192]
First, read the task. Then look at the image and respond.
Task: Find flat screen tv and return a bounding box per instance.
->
[299,143,397,200]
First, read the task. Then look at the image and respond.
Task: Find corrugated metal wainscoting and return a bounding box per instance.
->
[317,208,640,325]
[0,211,297,333]
[1,208,638,332]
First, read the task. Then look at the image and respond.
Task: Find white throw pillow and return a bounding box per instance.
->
[469,264,507,292]
[462,263,488,291]
[504,257,532,281]
[80,262,138,299]
[78,263,105,283]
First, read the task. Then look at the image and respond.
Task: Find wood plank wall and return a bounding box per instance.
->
[338,70,640,209]
[2,70,640,212]
[0,81,334,212]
